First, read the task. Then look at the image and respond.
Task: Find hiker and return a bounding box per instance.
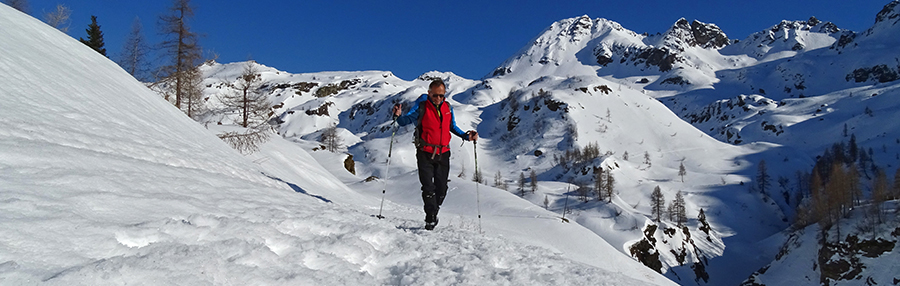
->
[392,79,477,230]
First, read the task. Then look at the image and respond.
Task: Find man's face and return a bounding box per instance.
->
[428,85,446,105]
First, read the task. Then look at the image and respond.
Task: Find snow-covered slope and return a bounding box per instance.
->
[742,203,900,286]
[186,15,806,286]
[0,4,675,285]
[720,17,846,62]
[197,2,900,285]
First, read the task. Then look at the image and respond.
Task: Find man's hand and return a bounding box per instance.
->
[391,104,402,117]
[466,130,478,142]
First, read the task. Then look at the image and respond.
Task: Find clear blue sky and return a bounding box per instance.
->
[19,0,894,80]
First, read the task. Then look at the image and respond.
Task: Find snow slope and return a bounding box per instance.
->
[185,15,798,286]
[0,4,673,285]
[195,2,900,285]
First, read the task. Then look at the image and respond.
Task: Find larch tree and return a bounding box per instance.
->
[494,171,504,190]
[158,0,201,111]
[44,4,71,32]
[472,168,483,184]
[78,15,106,57]
[220,61,268,127]
[118,17,150,81]
[872,169,888,224]
[893,167,900,200]
[518,172,526,197]
[529,169,537,194]
[651,185,665,223]
[319,124,342,153]
[603,168,615,203]
[847,164,862,207]
[595,168,606,201]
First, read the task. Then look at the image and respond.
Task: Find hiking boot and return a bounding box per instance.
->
[424,214,439,230]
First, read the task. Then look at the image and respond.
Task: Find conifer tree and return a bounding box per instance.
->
[673,191,687,226]
[667,203,675,222]
[543,194,549,209]
[651,185,665,222]
[678,161,687,182]
[698,208,711,233]
[757,160,770,197]
[6,0,28,14]
[78,15,106,57]
[644,151,652,168]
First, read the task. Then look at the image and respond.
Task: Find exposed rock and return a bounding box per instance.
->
[817,235,898,284]
[315,79,360,97]
[343,154,355,175]
[659,18,730,50]
[661,76,690,85]
[689,20,730,49]
[306,101,334,116]
[846,64,900,83]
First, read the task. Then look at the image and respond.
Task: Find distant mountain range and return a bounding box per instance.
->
[189,1,900,285]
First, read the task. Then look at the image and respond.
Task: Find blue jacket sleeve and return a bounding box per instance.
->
[395,94,427,126]
[449,105,468,140]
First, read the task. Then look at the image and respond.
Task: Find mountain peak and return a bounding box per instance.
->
[658,18,729,50]
[567,15,594,37]
[875,0,900,25]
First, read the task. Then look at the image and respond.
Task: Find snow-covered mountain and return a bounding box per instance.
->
[5,0,900,284]
[190,14,794,286]
[187,2,900,285]
[0,4,674,285]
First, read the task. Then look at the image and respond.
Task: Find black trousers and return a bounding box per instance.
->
[416,149,450,223]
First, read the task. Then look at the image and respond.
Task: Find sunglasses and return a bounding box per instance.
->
[431,93,445,98]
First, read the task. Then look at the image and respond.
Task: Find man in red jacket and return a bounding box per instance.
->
[392,79,477,230]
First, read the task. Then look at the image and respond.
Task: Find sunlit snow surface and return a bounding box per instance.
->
[0,5,672,285]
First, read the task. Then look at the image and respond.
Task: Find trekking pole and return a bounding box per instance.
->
[474,140,483,233]
[561,184,570,223]
[376,118,398,219]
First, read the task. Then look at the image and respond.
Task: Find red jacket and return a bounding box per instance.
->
[396,94,468,154]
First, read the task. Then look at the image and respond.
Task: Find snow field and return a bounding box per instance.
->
[0,4,673,285]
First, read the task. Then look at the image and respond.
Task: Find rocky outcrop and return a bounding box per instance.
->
[658,18,730,50]
[875,0,900,26]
